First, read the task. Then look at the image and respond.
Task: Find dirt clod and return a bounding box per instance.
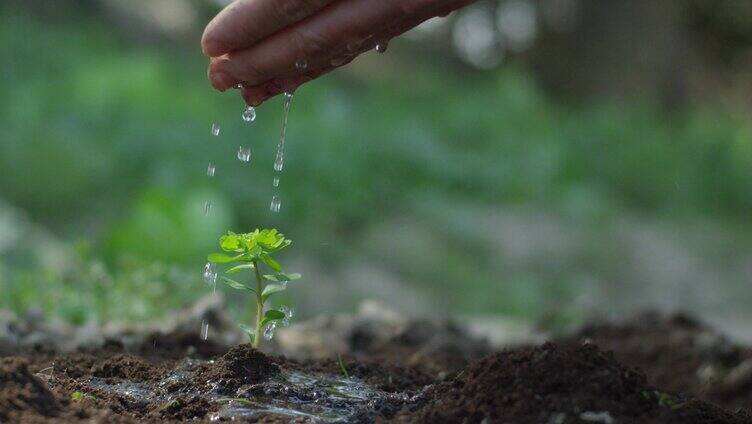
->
[0,358,61,422]
[394,342,751,424]
[92,354,160,382]
[202,344,279,394]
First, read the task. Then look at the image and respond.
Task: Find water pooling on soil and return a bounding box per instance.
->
[82,358,417,423]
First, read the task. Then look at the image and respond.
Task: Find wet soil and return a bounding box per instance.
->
[1,315,751,423]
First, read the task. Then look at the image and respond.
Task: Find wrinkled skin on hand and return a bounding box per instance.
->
[202,0,475,105]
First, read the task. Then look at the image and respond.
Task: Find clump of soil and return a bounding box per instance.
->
[0,358,61,422]
[92,354,161,382]
[157,396,211,421]
[201,344,279,394]
[565,313,752,411]
[394,342,751,423]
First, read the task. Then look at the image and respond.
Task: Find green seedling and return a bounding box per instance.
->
[338,354,350,379]
[71,391,96,401]
[208,229,301,348]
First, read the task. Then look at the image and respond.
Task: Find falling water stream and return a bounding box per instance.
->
[200,91,296,340]
[270,92,294,213]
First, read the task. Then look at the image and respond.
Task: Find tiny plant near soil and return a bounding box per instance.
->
[208,229,300,348]
[70,391,95,401]
[338,354,350,379]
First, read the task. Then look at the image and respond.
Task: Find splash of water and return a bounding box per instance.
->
[203,262,218,287]
[263,322,277,341]
[280,305,294,327]
[273,92,294,172]
[211,123,221,137]
[270,195,281,213]
[201,320,210,340]
[237,146,251,162]
[242,106,257,123]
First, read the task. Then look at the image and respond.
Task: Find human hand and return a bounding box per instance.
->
[202,0,474,105]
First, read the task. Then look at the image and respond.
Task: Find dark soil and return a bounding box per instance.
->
[564,313,752,411]
[201,344,279,394]
[1,315,751,423]
[0,358,61,422]
[394,342,749,423]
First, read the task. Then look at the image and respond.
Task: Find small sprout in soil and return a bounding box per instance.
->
[208,229,301,348]
[338,354,350,379]
[71,391,95,401]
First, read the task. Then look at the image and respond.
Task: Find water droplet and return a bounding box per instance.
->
[201,320,210,340]
[242,106,256,123]
[280,306,294,327]
[295,58,308,71]
[271,93,294,174]
[235,83,244,90]
[375,41,389,53]
[211,123,221,137]
[273,151,284,172]
[204,200,212,216]
[203,262,218,287]
[270,195,281,213]
[273,177,280,187]
[207,163,216,177]
[237,146,251,162]
[263,322,277,341]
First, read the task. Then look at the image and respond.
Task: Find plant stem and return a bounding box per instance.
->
[252,260,264,349]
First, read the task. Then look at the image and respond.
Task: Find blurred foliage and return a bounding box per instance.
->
[1,6,751,325]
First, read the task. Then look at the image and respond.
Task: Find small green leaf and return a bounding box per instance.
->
[261,283,287,301]
[71,391,95,401]
[238,324,255,342]
[263,273,301,282]
[220,233,241,252]
[260,309,286,328]
[226,263,255,274]
[338,354,350,379]
[267,239,291,253]
[265,309,285,320]
[208,253,240,263]
[221,277,253,291]
[260,254,283,272]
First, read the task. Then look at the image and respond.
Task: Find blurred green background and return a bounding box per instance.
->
[1,0,751,338]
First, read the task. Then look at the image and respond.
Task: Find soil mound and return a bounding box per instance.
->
[0,358,61,421]
[92,354,160,382]
[203,344,279,393]
[396,342,751,424]
[566,312,752,411]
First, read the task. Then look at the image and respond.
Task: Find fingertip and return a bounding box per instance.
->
[241,88,265,106]
[202,37,228,58]
[207,61,238,92]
